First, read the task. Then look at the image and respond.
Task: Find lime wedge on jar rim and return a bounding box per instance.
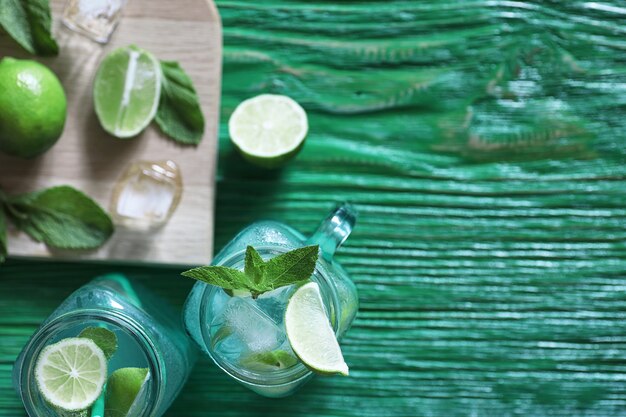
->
[93,45,161,138]
[285,282,349,376]
[35,338,108,411]
[228,94,308,168]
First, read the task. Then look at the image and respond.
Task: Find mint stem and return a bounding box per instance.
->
[3,200,28,220]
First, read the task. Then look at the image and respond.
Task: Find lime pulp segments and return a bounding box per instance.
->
[93,45,161,138]
[104,367,150,417]
[285,282,349,375]
[35,338,108,411]
[228,94,308,168]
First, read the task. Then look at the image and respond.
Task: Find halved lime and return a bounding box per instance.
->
[228,94,308,168]
[35,338,108,411]
[285,282,349,375]
[93,45,161,138]
[104,367,150,417]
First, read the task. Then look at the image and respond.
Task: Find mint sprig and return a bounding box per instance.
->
[0,185,114,262]
[0,0,58,56]
[156,60,205,145]
[182,245,319,297]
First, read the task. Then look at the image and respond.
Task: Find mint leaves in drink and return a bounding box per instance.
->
[244,244,265,284]
[0,0,58,56]
[156,61,205,145]
[0,185,114,262]
[182,245,319,297]
[264,245,320,288]
[182,267,252,292]
[79,327,118,360]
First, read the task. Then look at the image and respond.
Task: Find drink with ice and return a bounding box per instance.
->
[13,274,197,417]
[210,286,294,365]
[184,204,359,397]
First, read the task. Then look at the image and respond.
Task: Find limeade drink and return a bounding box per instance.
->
[183,204,359,397]
[209,283,298,369]
[13,274,197,417]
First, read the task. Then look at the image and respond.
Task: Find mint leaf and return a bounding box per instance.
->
[245,246,265,285]
[0,208,7,263]
[6,186,114,249]
[182,266,255,291]
[155,60,205,145]
[262,245,319,289]
[0,0,58,56]
[79,327,118,360]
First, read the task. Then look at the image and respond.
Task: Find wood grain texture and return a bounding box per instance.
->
[0,0,222,265]
[2,0,626,416]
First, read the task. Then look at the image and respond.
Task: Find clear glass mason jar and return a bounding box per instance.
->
[183,204,359,397]
[13,274,197,417]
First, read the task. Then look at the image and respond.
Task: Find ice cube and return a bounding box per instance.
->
[256,286,293,324]
[63,0,127,43]
[110,160,183,230]
[218,296,286,355]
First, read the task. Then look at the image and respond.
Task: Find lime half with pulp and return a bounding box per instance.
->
[35,338,108,411]
[285,282,349,375]
[104,367,150,417]
[93,45,161,138]
[228,94,308,168]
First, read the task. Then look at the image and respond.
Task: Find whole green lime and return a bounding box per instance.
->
[0,57,67,158]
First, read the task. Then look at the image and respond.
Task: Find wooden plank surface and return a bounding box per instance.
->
[2,1,626,416]
[0,0,222,266]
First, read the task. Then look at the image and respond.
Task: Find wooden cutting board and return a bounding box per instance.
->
[0,0,221,266]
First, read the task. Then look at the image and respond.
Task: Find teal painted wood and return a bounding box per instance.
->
[2,0,626,415]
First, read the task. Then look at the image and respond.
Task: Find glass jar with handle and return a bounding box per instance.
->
[183,203,359,397]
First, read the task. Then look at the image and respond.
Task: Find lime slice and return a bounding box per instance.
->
[93,45,161,138]
[228,94,308,168]
[104,367,150,417]
[285,282,349,375]
[35,338,107,411]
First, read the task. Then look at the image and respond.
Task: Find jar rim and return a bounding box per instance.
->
[16,309,164,417]
[198,245,342,387]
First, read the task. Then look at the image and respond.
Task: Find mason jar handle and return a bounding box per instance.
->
[307,203,357,259]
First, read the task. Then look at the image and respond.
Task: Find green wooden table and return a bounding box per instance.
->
[2,1,626,415]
